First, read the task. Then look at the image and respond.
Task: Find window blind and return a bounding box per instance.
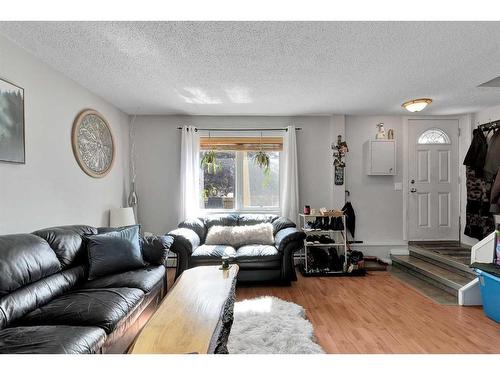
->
[200,137,283,151]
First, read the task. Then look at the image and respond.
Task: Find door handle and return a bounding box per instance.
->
[410,188,417,193]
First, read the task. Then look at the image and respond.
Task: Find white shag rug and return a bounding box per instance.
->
[227,296,325,354]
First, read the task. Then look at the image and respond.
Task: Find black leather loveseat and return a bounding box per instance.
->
[168,214,305,284]
[0,225,172,354]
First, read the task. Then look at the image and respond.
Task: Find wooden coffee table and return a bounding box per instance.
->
[129,265,238,354]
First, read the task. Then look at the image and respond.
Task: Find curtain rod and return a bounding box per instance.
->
[176,127,302,132]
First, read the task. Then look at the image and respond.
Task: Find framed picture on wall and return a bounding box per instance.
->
[0,77,25,164]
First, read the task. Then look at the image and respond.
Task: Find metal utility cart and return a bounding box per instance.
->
[299,211,365,277]
[299,212,347,275]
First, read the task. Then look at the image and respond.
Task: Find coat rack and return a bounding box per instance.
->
[478,119,500,132]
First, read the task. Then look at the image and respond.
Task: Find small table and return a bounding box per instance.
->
[129,265,239,354]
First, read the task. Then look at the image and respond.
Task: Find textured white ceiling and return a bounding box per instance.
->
[1,21,500,116]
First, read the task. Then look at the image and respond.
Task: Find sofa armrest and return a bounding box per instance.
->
[274,227,306,253]
[168,228,200,255]
[272,217,296,235]
[168,228,201,280]
[140,234,174,266]
[275,228,305,283]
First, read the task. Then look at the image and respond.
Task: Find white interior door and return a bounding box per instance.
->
[408,119,459,241]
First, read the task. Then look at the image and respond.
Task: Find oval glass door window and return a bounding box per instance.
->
[417,128,451,144]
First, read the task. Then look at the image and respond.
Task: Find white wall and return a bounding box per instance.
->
[459,114,475,246]
[0,35,130,234]
[134,115,181,235]
[345,116,405,244]
[135,112,481,261]
[474,104,500,125]
[134,115,336,234]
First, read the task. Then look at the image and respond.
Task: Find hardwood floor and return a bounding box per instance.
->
[235,271,500,354]
[167,267,500,353]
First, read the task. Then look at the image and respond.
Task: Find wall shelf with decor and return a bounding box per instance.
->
[298,213,365,277]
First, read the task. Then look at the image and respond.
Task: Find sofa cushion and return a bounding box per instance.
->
[86,226,145,280]
[0,325,106,354]
[0,234,61,298]
[33,225,97,268]
[81,266,165,293]
[238,214,278,226]
[235,244,279,257]
[191,244,236,258]
[0,266,86,329]
[19,287,144,334]
[203,214,239,229]
[235,245,282,270]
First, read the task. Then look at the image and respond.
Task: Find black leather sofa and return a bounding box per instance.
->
[168,214,305,284]
[0,225,173,354]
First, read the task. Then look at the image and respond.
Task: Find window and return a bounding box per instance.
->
[418,128,451,144]
[200,151,235,209]
[200,136,281,211]
[242,151,280,209]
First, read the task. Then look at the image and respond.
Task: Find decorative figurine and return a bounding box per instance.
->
[375,123,386,139]
[387,129,394,139]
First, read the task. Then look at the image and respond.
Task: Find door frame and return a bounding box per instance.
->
[402,116,468,242]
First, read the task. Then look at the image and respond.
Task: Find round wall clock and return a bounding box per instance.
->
[71,109,115,178]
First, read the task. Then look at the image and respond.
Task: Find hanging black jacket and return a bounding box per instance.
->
[484,130,500,178]
[464,128,488,177]
[490,167,500,214]
[341,201,355,239]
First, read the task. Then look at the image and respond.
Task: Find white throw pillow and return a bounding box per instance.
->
[204,223,275,248]
[231,223,274,248]
[204,225,234,246]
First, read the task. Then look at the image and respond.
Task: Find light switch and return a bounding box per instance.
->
[394,182,403,191]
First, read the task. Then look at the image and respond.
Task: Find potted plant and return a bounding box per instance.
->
[253,150,271,176]
[201,150,220,174]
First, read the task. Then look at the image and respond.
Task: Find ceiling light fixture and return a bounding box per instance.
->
[401,98,433,112]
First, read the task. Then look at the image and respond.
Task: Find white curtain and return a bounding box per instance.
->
[281,125,300,223]
[179,126,200,222]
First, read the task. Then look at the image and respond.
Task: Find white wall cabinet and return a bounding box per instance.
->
[363,140,396,175]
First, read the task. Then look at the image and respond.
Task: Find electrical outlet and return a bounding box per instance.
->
[394,182,403,191]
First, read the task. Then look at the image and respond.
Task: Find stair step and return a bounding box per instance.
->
[409,246,476,278]
[389,267,457,305]
[390,255,473,296]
